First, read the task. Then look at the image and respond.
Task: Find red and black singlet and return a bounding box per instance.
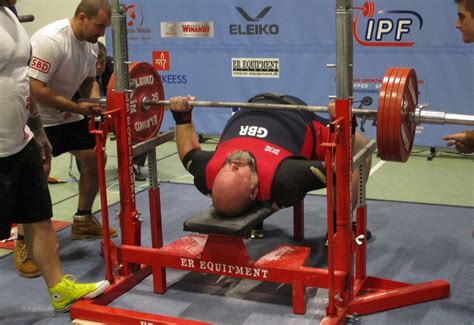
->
[183,109,329,207]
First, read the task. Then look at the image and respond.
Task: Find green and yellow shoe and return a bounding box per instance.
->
[48,275,110,312]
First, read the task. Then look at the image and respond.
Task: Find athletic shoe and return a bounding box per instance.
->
[71,214,118,240]
[14,240,41,278]
[48,275,110,312]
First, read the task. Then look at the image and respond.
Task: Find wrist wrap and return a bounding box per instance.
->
[172,110,193,125]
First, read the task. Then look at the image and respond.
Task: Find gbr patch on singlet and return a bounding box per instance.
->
[221,110,309,154]
[30,56,51,73]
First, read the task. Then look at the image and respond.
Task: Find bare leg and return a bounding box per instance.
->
[23,220,63,288]
[71,148,104,211]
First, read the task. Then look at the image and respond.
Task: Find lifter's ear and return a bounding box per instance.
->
[249,186,259,200]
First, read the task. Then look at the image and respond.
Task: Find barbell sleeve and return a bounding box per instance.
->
[415,109,474,126]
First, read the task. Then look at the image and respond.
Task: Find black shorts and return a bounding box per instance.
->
[0,140,53,240]
[45,118,95,157]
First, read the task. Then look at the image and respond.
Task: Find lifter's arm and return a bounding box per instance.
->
[169,96,201,161]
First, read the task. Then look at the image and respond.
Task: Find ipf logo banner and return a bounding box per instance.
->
[353,1,423,47]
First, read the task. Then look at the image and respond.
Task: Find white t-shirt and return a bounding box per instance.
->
[0,7,34,158]
[29,19,98,126]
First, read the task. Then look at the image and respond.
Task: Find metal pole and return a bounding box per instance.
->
[110,0,141,275]
[336,0,353,99]
[111,0,129,90]
[335,0,354,310]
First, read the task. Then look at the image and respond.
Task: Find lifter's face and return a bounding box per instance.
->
[217,150,257,194]
[456,2,474,43]
[218,160,254,189]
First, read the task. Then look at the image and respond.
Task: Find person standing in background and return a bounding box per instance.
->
[442,0,474,153]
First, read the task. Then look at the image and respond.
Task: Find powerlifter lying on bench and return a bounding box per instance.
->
[170,93,371,235]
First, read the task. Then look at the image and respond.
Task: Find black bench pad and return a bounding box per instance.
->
[183,204,277,237]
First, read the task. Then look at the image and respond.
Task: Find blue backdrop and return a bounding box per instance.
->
[106,0,473,148]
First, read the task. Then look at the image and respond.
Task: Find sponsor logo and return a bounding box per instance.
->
[30,56,51,73]
[152,51,170,71]
[353,1,423,47]
[239,125,268,138]
[230,7,279,35]
[125,4,152,40]
[125,4,143,27]
[232,58,279,78]
[161,21,214,38]
[159,74,188,85]
[180,258,269,279]
[135,114,158,132]
[132,74,155,88]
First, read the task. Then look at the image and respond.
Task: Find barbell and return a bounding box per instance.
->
[90,62,474,162]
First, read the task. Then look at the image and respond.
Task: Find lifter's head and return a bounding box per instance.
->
[212,151,259,217]
[71,0,111,43]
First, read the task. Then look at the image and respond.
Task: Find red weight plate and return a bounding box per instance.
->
[397,68,418,161]
[389,68,417,162]
[377,67,418,162]
[387,67,406,161]
[376,67,396,160]
[376,67,390,159]
[128,62,165,144]
[106,62,165,144]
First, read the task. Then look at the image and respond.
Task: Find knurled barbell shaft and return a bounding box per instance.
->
[142,98,378,118]
[79,97,474,126]
[143,98,474,126]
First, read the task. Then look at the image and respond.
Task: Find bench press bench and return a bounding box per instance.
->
[183,201,305,240]
[183,203,276,237]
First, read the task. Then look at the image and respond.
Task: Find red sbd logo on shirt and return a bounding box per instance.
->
[30,56,51,73]
[152,51,170,71]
